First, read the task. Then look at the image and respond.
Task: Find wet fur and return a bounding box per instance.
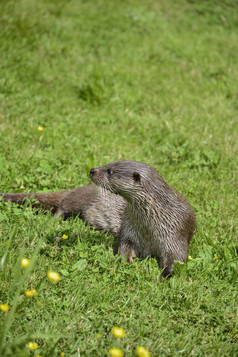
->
[90,161,196,277]
[0,185,125,237]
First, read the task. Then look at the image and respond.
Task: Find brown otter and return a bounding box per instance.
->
[90,161,196,277]
[0,185,126,237]
[0,161,196,277]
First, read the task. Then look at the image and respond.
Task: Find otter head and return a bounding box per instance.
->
[89,161,153,201]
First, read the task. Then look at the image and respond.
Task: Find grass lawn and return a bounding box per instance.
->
[0,0,237,356]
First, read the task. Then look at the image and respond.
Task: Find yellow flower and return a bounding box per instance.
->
[60,353,65,357]
[36,355,42,357]
[62,234,68,240]
[47,270,61,283]
[112,326,126,338]
[20,258,31,268]
[0,303,10,312]
[96,333,102,338]
[136,346,147,354]
[27,342,39,350]
[25,290,34,298]
[188,255,193,260]
[214,255,219,260]
[136,346,151,357]
[24,289,38,298]
[37,126,44,131]
[109,348,124,357]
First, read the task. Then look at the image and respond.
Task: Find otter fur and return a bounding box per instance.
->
[0,161,196,277]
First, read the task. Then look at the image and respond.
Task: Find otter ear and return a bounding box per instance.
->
[133,172,141,183]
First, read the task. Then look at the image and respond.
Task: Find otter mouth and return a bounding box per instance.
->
[89,169,108,190]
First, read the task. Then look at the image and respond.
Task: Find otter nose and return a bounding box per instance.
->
[90,168,96,176]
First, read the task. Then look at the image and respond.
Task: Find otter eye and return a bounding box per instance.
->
[107,169,113,175]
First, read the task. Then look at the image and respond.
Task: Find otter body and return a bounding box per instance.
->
[1,161,196,277]
[90,161,196,277]
[0,185,125,237]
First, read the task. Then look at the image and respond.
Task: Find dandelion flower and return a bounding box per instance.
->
[214,255,219,260]
[27,342,39,350]
[60,353,65,357]
[0,304,10,312]
[96,333,102,338]
[36,355,42,357]
[25,290,34,298]
[25,289,38,297]
[21,258,31,268]
[136,346,151,357]
[112,326,126,338]
[62,234,68,240]
[109,348,124,357]
[188,255,193,260]
[37,126,44,131]
[47,270,61,283]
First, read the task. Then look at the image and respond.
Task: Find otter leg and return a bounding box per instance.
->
[157,252,176,278]
[161,265,174,279]
[119,243,137,264]
[160,249,187,278]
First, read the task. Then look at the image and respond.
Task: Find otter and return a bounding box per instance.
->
[90,161,196,277]
[0,161,196,277]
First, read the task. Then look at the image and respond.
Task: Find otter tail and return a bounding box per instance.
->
[0,191,70,213]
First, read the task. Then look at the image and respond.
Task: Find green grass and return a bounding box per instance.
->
[0,0,237,356]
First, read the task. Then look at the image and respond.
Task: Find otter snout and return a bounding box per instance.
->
[90,167,103,186]
[90,167,99,178]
